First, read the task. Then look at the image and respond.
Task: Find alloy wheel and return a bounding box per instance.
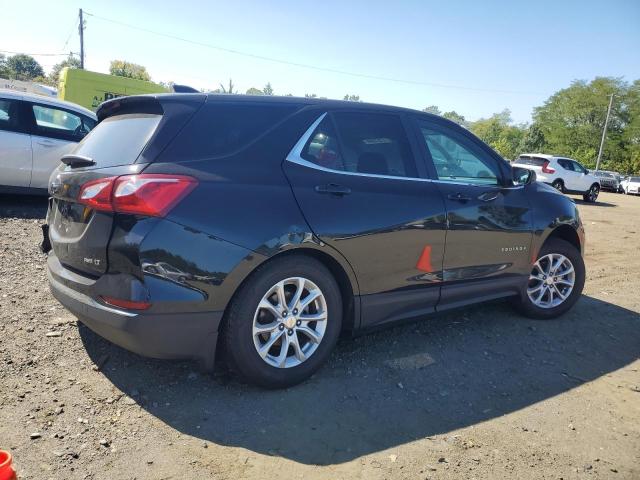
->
[588,185,599,202]
[527,253,575,309]
[252,277,327,368]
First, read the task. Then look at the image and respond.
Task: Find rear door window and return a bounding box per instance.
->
[72,113,162,168]
[31,104,89,141]
[0,98,27,134]
[571,161,587,174]
[558,159,574,171]
[302,112,418,178]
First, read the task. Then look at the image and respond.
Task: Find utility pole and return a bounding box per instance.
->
[78,8,85,69]
[595,94,614,172]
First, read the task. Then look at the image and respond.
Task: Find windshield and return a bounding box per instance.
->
[630,176,640,182]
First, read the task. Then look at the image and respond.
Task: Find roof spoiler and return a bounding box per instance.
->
[171,84,199,93]
[96,95,163,122]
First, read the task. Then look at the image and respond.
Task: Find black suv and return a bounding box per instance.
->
[45,94,585,388]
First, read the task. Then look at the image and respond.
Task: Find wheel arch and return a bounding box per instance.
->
[543,225,582,254]
[220,246,360,337]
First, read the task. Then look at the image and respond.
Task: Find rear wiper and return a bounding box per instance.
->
[61,154,96,168]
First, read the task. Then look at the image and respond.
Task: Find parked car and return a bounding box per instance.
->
[512,154,600,202]
[45,95,586,388]
[0,89,97,195]
[621,176,640,195]
[591,170,621,192]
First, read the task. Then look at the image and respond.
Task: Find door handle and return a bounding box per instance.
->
[37,140,55,147]
[477,191,499,202]
[447,192,471,202]
[314,183,351,196]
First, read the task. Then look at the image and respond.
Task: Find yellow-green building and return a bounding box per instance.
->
[58,68,168,111]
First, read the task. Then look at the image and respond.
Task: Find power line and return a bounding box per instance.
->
[61,16,79,52]
[83,10,542,96]
[0,50,72,57]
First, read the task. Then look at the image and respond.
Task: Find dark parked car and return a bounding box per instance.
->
[45,94,586,388]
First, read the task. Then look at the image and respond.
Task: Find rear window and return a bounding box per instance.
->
[161,102,300,160]
[72,113,161,168]
[516,155,547,166]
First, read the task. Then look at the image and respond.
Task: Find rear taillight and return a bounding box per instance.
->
[100,296,151,310]
[78,177,116,212]
[542,161,556,174]
[78,174,197,217]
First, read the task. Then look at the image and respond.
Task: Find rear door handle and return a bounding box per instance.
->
[477,191,499,202]
[447,192,471,202]
[314,183,351,196]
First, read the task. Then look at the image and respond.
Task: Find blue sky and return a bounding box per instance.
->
[2,0,639,122]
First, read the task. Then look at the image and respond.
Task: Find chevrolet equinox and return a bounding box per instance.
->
[45,94,586,388]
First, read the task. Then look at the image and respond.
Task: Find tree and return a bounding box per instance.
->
[620,79,640,174]
[423,105,442,115]
[519,123,546,153]
[305,93,318,98]
[343,94,361,102]
[5,54,44,80]
[49,55,81,85]
[470,109,524,160]
[109,60,151,81]
[442,111,467,127]
[246,87,264,95]
[213,79,235,94]
[158,80,175,91]
[0,54,10,78]
[263,82,274,95]
[531,77,627,170]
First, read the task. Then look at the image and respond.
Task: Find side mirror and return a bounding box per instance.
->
[512,166,535,186]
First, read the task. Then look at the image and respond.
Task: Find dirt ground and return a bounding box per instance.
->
[1,191,638,480]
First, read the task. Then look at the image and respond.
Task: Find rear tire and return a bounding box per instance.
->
[551,179,564,192]
[511,238,585,320]
[222,255,342,388]
[583,184,599,203]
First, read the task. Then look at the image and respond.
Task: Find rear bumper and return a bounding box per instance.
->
[48,267,222,370]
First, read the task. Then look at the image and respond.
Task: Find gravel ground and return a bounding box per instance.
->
[0,191,639,480]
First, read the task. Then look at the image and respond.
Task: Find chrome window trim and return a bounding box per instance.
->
[285,112,521,189]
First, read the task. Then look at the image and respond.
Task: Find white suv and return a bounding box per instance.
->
[0,89,97,195]
[512,154,600,203]
[621,176,640,195]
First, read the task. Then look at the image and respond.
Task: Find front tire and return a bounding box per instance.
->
[222,255,342,388]
[511,238,585,320]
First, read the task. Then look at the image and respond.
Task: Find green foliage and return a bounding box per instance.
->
[245,87,264,95]
[422,105,466,126]
[469,109,524,160]
[109,60,151,81]
[263,82,274,95]
[423,105,441,115]
[0,54,10,78]
[531,77,629,170]
[4,54,44,80]
[519,123,546,153]
[49,55,81,86]
[442,111,467,127]
[343,94,361,102]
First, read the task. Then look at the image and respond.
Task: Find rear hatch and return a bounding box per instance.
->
[47,94,205,277]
